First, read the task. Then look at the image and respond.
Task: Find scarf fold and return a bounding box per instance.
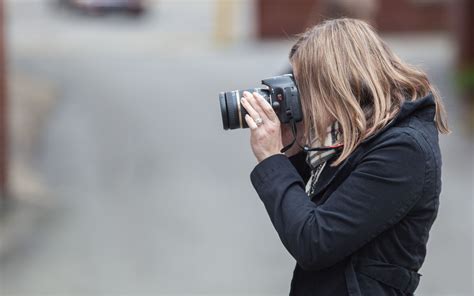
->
[305,122,342,197]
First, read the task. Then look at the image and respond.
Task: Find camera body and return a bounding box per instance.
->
[219,74,303,130]
[261,74,303,124]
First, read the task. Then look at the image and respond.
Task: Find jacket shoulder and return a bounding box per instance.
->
[365,119,437,160]
[361,120,442,202]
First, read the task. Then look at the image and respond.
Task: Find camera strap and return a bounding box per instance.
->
[280,119,298,154]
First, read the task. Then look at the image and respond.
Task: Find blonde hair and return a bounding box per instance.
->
[290,18,449,166]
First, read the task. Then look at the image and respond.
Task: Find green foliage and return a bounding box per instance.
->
[457,66,474,90]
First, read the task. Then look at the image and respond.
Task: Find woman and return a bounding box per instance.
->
[240,19,449,295]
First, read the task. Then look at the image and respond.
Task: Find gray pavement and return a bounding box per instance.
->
[0,1,472,295]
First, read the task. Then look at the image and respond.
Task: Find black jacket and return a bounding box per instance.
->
[250,94,442,295]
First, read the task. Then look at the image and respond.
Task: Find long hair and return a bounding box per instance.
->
[289,18,449,166]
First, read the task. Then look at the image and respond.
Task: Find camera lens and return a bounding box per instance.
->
[219,92,230,130]
[219,89,270,130]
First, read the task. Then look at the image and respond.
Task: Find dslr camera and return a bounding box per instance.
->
[219,74,303,130]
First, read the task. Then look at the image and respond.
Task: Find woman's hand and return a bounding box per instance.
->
[240,91,284,163]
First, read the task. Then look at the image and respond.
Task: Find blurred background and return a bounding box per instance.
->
[0,0,472,295]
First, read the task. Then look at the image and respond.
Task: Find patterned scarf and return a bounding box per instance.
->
[305,122,342,197]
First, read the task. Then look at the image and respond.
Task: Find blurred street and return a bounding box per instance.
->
[0,0,472,295]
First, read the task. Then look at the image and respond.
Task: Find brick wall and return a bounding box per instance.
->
[257,0,322,38]
[376,0,448,32]
[257,0,449,38]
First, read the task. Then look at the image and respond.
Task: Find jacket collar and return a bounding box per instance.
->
[309,93,436,201]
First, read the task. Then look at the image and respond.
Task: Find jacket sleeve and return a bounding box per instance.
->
[250,132,427,271]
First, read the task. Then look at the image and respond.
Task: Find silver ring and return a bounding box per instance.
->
[255,117,263,126]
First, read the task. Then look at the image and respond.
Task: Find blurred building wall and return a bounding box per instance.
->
[257,0,449,38]
[376,0,448,32]
[257,0,321,38]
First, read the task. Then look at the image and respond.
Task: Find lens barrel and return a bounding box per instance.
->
[219,89,269,130]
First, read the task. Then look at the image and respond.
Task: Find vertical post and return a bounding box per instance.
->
[456,0,473,68]
[459,0,474,127]
[214,0,235,45]
[451,0,474,129]
[0,0,7,200]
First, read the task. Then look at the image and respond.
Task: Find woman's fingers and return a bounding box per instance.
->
[244,114,259,130]
[241,96,261,122]
[242,91,269,122]
[253,92,279,122]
